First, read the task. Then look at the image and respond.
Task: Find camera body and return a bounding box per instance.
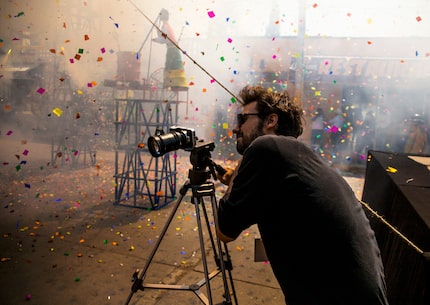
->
[148,126,196,157]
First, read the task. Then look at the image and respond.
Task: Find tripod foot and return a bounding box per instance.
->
[130,269,145,292]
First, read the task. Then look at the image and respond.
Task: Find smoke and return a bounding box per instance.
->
[1,0,429,168]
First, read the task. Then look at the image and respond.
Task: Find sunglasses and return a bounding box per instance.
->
[237,113,260,127]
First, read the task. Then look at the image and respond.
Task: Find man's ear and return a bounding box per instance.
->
[266,113,278,129]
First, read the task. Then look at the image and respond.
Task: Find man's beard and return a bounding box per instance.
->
[236,124,264,155]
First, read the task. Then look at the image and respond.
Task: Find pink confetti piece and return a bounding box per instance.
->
[6,130,13,136]
[23,149,29,156]
[36,87,45,94]
[227,38,232,43]
[208,11,215,18]
[100,47,105,53]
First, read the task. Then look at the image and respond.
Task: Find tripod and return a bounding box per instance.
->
[124,142,238,305]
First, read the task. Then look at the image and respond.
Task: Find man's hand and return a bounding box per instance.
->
[217,167,235,185]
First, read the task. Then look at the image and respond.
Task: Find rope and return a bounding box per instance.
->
[127,0,240,102]
[359,199,424,254]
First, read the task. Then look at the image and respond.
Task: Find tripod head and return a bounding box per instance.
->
[188,141,226,185]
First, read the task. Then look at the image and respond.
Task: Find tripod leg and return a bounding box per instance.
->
[199,189,238,305]
[192,194,214,305]
[124,183,189,305]
[210,194,235,305]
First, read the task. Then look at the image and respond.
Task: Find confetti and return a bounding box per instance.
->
[36,87,46,94]
[52,107,63,117]
[386,166,397,173]
[207,11,215,18]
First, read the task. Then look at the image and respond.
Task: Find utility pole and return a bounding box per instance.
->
[294,0,306,106]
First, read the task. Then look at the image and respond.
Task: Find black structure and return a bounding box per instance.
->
[362,150,430,305]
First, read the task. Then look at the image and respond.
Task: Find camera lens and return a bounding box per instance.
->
[148,131,184,157]
[147,136,163,156]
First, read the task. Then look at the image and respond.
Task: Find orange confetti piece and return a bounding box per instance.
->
[84,34,89,40]
[416,16,422,22]
[50,49,56,53]
[367,41,372,45]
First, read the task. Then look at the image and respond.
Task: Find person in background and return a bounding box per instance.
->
[216,85,389,305]
[310,107,326,150]
[152,8,187,87]
[404,113,427,154]
[328,109,344,154]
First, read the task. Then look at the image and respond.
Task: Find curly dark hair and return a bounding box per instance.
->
[237,85,304,138]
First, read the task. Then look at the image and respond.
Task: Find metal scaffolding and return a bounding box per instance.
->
[111,81,188,210]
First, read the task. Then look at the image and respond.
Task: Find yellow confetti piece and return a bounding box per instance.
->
[386,166,397,173]
[52,107,63,117]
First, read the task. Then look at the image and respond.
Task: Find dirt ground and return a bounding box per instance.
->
[0,136,365,305]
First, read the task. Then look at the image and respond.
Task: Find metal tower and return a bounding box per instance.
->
[110,76,188,210]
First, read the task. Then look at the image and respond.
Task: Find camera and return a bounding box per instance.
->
[148,126,196,157]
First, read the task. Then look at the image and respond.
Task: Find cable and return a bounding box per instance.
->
[127,0,240,102]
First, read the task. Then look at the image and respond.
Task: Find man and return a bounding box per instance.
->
[215,85,389,305]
